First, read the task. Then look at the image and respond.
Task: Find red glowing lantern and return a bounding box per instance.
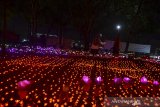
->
[18,91,28,99]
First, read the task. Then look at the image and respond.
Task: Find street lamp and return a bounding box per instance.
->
[113,25,121,56]
[22,39,28,42]
[116,25,121,32]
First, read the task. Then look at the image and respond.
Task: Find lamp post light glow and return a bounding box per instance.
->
[116,25,121,32]
[22,39,28,42]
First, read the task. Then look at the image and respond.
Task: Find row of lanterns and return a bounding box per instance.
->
[82,76,159,86]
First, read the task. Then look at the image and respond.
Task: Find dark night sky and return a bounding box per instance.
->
[1,0,160,45]
[7,15,159,42]
[6,16,81,40]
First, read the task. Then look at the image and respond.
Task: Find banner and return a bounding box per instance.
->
[128,43,151,53]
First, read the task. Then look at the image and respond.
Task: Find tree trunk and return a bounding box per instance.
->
[113,36,120,56]
[125,41,129,52]
[125,31,131,52]
[58,24,63,48]
[30,0,38,46]
[30,11,37,45]
[83,32,90,51]
[125,0,144,53]
[82,21,92,51]
[1,0,7,56]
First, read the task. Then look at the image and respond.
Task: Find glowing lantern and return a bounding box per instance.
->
[140,76,148,84]
[18,91,28,99]
[63,84,69,92]
[82,76,90,83]
[97,76,102,82]
[114,77,122,84]
[153,80,159,86]
[23,80,31,85]
[123,77,130,83]
[18,80,31,89]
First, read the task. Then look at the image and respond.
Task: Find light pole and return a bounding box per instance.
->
[113,25,121,56]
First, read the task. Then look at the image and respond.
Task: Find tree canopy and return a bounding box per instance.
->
[0,0,160,49]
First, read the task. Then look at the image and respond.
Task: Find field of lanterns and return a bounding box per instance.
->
[0,54,160,106]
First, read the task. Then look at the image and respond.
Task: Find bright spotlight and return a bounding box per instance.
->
[116,25,121,30]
